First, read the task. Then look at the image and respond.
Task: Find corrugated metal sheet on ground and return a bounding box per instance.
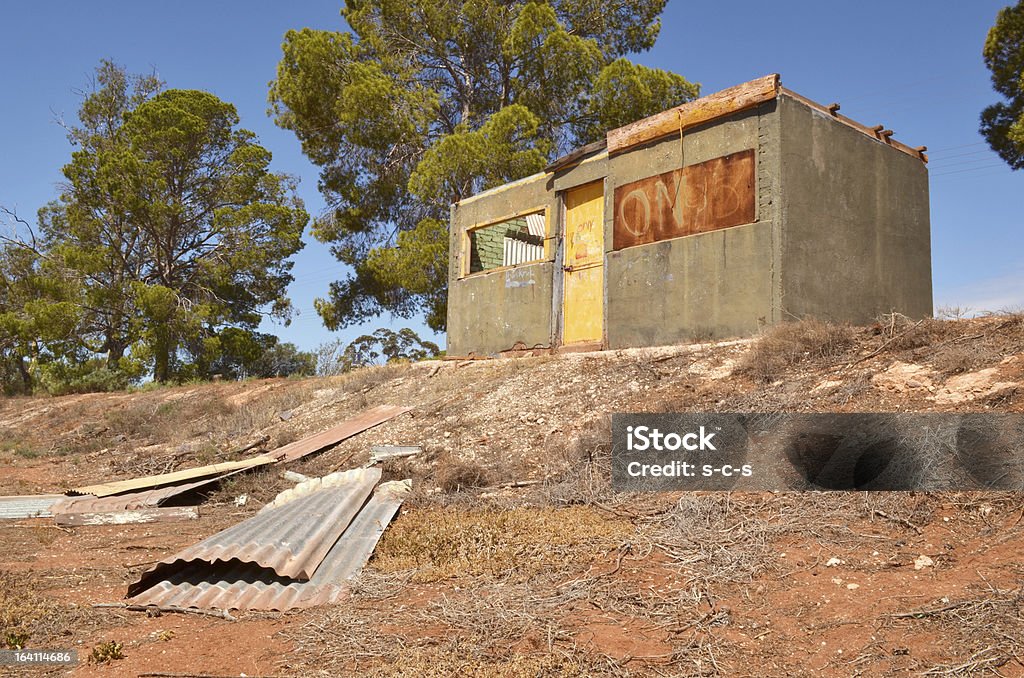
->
[128,468,381,596]
[129,480,410,611]
[0,494,64,519]
[52,470,244,514]
[69,455,277,497]
[272,404,411,463]
[259,468,373,513]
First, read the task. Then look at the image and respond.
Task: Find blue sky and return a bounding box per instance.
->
[1,1,1020,354]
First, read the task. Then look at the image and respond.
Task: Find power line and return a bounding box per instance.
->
[927,148,994,163]
[930,162,1010,177]
[926,141,989,154]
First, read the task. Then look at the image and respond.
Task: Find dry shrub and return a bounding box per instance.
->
[371,506,632,581]
[875,313,959,352]
[541,416,615,506]
[435,458,491,492]
[931,344,997,376]
[212,467,286,508]
[738,319,857,383]
[89,640,125,664]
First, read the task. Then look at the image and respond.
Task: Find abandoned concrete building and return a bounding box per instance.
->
[446,74,933,356]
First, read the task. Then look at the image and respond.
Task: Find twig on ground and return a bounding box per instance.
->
[92,602,236,621]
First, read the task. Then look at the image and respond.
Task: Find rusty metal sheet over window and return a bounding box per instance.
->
[613,149,756,250]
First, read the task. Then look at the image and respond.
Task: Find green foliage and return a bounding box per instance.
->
[1,60,309,392]
[204,328,316,379]
[270,0,695,332]
[982,1,1024,168]
[316,327,440,375]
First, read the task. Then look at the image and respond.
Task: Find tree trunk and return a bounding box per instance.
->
[154,331,171,383]
[106,340,125,370]
[18,356,32,394]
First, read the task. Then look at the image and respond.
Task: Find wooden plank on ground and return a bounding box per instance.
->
[607,74,780,155]
[54,506,199,526]
[273,404,412,463]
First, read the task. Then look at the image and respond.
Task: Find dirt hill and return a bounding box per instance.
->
[1,314,1022,676]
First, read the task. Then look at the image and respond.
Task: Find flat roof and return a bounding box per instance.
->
[460,73,928,205]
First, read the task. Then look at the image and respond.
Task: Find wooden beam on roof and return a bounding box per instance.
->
[779,88,928,163]
[545,139,607,174]
[606,74,781,156]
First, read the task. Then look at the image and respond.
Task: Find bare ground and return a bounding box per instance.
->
[1,314,1022,677]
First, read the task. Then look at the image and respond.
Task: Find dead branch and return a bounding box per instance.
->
[92,602,236,621]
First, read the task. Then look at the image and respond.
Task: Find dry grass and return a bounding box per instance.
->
[220,382,317,440]
[738,319,857,383]
[103,395,235,445]
[335,362,410,394]
[435,458,492,492]
[371,506,633,582]
[0,570,87,650]
[287,588,624,678]
[885,583,1023,676]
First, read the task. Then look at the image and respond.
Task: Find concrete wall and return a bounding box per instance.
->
[778,95,933,323]
[606,221,775,346]
[446,263,555,355]
[604,104,777,348]
[447,172,555,355]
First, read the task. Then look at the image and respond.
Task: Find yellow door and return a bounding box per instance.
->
[562,181,605,345]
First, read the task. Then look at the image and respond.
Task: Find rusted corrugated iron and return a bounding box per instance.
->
[260,468,373,513]
[52,470,245,515]
[0,494,64,520]
[66,405,408,499]
[69,455,277,497]
[613,149,756,250]
[127,468,381,596]
[129,480,410,611]
[272,405,411,463]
